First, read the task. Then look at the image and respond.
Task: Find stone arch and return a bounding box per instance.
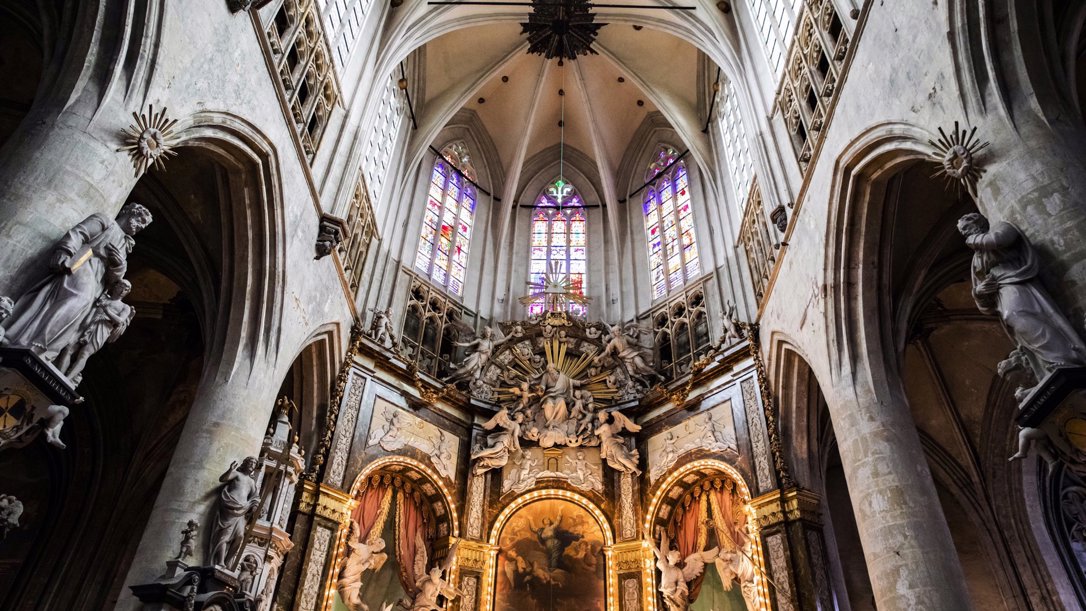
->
[276,323,343,471]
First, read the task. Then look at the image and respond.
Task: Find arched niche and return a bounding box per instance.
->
[645,460,770,611]
[327,456,460,611]
[483,490,616,611]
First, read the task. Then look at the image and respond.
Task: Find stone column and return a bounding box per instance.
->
[116,362,283,610]
[976,121,1086,323]
[824,374,971,610]
[0,103,139,297]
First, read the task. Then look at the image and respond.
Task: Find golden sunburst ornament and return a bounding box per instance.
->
[119,104,179,176]
[928,121,989,195]
[519,261,591,314]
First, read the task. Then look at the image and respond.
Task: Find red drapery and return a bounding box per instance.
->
[351,484,392,542]
[709,486,748,552]
[673,494,709,602]
[395,490,430,593]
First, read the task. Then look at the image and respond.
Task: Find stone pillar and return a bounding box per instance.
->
[612,541,648,611]
[976,121,1086,323]
[116,363,283,610]
[287,483,351,611]
[0,103,139,297]
[752,488,835,611]
[824,375,971,610]
[453,539,491,611]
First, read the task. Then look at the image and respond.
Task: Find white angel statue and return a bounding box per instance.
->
[652,529,720,611]
[405,534,461,611]
[470,406,524,475]
[595,410,642,474]
[448,326,511,383]
[337,521,389,611]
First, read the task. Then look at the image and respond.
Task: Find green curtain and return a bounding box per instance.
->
[689,563,749,611]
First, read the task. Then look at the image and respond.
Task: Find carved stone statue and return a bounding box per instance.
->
[53,279,135,383]
[0,296,13,343]
[337,521,389,611]
[238,554,259,592]
[41,404,69,449]
[1,203,152,360]
[470,407,523,475]
[175,519,199,562]
[0,494,23,538]
[406,537,460,611]
[596,324,660,383]
[1009,426,1057,466]
[595,410,642,474]
[958,213,1086,386]
[209,457,261,567]
[717,300,742,348]
[449,326,510,383]
[651,529,720,611]
[369,307,397,350]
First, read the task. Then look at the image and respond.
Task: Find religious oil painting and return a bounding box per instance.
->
[494,499,606,611]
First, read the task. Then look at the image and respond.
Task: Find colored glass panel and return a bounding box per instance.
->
[415,148,477,296]
[642,155,701,299]
[526,179,589,315]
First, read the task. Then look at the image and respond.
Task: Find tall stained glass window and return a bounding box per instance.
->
[643,147,701,300]
[414,143,477,297]
[528,178,588,317]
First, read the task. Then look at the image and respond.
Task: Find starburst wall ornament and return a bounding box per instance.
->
[519,261,591,315]
[928,121,989,196]
[119,104,180,177]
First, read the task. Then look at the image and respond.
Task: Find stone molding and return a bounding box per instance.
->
[296,480,352,523]
[752,487,822,528]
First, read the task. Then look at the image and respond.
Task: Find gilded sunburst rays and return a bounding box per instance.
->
[119,104,179,177]
[493,337,620,405]
[519,261,591,313]
[928,121,989,195]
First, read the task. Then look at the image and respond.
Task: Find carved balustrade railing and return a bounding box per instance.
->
[774,0,850,176]
[645,275,714,380]
[259,0,341,161]
[738,181,776,305]
[336,173,379,292]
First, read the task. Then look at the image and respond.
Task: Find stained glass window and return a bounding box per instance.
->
[414,142,478,297]
[643,147,701,300]
[528,178,588,317]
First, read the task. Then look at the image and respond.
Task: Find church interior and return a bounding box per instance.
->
[0,0,1085,610]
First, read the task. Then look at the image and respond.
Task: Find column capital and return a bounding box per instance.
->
[297,480,353,523]
[751,487,822,528]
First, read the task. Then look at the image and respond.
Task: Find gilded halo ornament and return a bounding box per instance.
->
[119,104,179,176]
[927,121,989,195]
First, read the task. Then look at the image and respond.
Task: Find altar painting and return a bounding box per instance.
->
[494,499,605,611]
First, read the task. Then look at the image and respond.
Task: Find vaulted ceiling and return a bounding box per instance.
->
[410,16,711,203]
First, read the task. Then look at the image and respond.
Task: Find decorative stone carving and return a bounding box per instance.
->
[651,529,719,611]
[742,378,773,492]
[175,519,199,562]
[209,457,261,568]
[0,399,70,452]
[118,105,179,176]
[958,213,1086,402]
[596,410,642,474]
[0,296,13,343]
[466,473,485,539]
[315,213,349,260]
[622,577,640,611]
[459,574,478,611]
[769,203,788,232]
[449,326,512,384]
[238,554,259,592]
[500,447,604,494]
[2,203,152,365]
[368,307,397,350]
[765,534,796,611]
[714,300,743,350]
[366,399,459,481]
[619,472,636,540]
[0,494,23,538]
[327,374,365,487]
[298,527,333,611]
[647,403,738,482]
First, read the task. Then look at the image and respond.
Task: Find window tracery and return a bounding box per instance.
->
[413,143,478,297]
[528,178,588,317]
[643,147,701,300]
[718,79,755,210]
[747,0,804,76]
[316,0,375,71]
[363,72,406,203]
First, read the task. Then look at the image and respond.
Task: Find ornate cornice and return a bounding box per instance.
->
[611,541,647,573]
[456,539,493,572]
[751,488,821,529]
[296,480,353,523]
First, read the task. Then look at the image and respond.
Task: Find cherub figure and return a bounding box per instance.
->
[0,494,24,538]
[175,519,199,562]
[53,279,135,383]
[470,407,523,475]
[651,529,720,611]
[369,307,397,350]
[41,404,69,449]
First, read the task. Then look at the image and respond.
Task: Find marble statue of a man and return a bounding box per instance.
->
[1,203,152,359]
[209,457,261,567]
[957,213,1086,380]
